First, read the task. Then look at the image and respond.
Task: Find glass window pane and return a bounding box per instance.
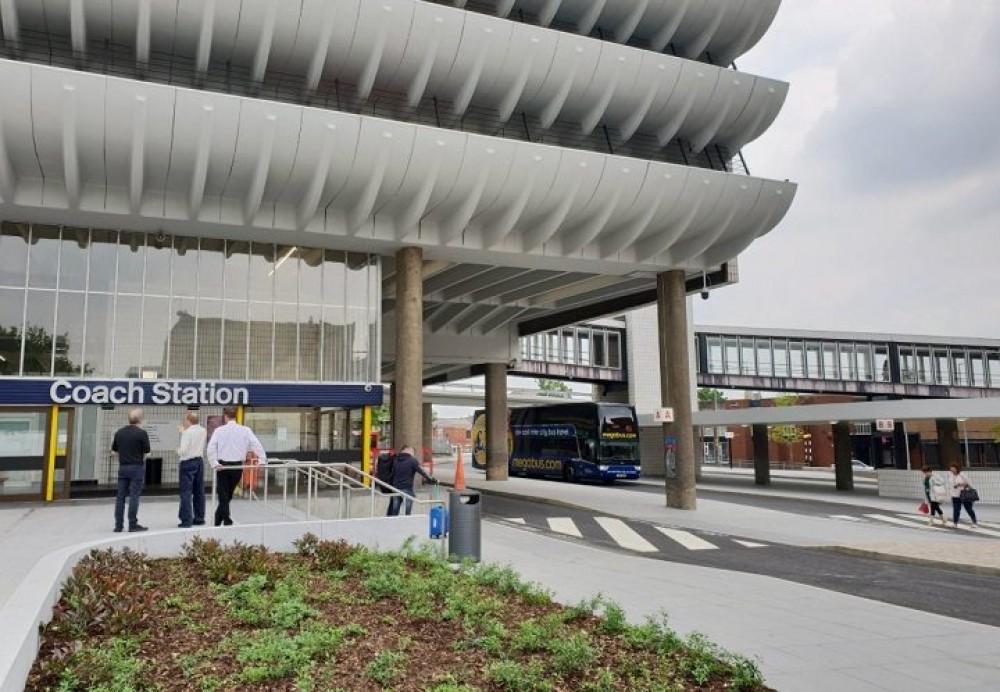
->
[578,330,591,366]
[933,350,950,385]
[248,243,275,302]
[248,302,274,380]
[299,304,321,381]
[300,248,323,303]
[772,339,789,377]
[756,339,772,377]
[167,297,197,379]
[54,292,86,376]
[724,338,739,374]
[141,296,171,377]
[547,332,559,361]
[88,230,118,293]
[562,329,575,363]
[822,343,837,379]
[987,352,1000,388]
[970,352,985,387]
[275,309,298,380]
[806,342,821,378]
[273,245,299,303]
[59,227,89,291]
[875,346,890,382]
[23,290,56,375]
[84,293,114,377]
[916,349,932,384]
[224,240,250,301]
[789,342,804,377]
[0,222,30,287]
[593,332,606,367]
[839,344,854,380]
[856,344,873,380]
[740,338,755,375]
[952,351,968,386]
[322,250,345,307]
[28,225,61,289]
[223,301,248,379]
[117,232,145,294]
[899,347,916,383]
[198,239,225,299]
[707,336,723,373]
[112,295,143,377]
[322,319,344,382]
[196,298,222,379]
[145,234,172,296]
[173,236,199,297]
[348,307,369,382]
[608,333,621,369]
[0,287,24,375]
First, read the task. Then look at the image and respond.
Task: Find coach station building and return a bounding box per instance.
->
[0,0,795,507]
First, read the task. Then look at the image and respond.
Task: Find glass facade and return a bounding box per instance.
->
[519,326,624,370]
[0,223,380,383]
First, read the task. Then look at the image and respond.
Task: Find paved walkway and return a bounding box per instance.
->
[3,466,999,691]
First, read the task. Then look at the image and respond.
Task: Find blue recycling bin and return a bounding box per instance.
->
[429,504,449,538]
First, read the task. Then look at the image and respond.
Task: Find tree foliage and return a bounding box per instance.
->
[698,388,726,405]
[537,379,571,395]
[767,394,803,445]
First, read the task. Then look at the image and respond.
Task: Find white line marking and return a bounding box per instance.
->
[733,540,767,548]
[864,514,937,529]
[830,515,862,521]
[889,514,1000,537]
[548,517,582,538]
[595,517,658,553]
[654,526,718,551]
[507,517,526,524]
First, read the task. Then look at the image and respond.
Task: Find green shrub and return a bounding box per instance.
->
[364,650,407,686]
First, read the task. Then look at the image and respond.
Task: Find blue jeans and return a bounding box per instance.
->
[178,458,205,526]
[114,464,145,529]
[387,485,414,516]
[952,497,977,525]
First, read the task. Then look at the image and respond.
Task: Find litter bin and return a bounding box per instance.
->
[448,489,481,562]
[144,457,163,486]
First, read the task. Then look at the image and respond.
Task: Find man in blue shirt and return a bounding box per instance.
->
[387,445,436,516]
[111,408,151,532]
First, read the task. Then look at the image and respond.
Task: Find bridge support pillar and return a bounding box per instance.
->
[485,362,509,481]
[657,269,696,510]
[833,422,854,491]
[394,246,423,454]
[751,424,770,486]
[936,419,962,470]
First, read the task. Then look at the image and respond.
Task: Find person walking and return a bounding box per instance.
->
[176,411,207,528]
[386,445,436,516]
[948,463,978,529]
[921,465,947,527]
[206,406,267,526]
[111,408,151,533]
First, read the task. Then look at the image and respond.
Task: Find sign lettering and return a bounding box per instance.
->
[49,379,249,406]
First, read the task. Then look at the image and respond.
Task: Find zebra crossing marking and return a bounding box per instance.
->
[594,517,658,553]
[890,513,1000,538]
[863,514,931,529]
[733,540,767,548]
[548,517,583,538]
[654,526,718,551]
[507,517,526,524]
[830,514,863,522]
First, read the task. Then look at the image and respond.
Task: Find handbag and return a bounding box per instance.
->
[917,501,929,515]
[959,487,979,503]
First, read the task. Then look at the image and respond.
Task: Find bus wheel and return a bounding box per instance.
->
[563,464,577,483]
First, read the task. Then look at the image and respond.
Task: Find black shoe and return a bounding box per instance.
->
[178,523,193,528]
[128,525,149,532]
[113,526,124,533]
[223,520,234,526]
[192,520,206,526]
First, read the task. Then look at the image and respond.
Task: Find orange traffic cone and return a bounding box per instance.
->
[454,447,466,490]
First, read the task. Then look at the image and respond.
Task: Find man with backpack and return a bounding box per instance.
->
[381,445,437,516]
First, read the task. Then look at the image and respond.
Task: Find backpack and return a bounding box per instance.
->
[376,453,396,493]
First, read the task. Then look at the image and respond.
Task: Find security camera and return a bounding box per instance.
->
[155,231,166,244]
[700,290,710,300]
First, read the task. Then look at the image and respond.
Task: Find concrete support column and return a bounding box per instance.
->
[657,269,696,510]
[422,402,433,464]
[394,246,423,453]
[936,419,962,470]
[751,424,770,486]
[485,362,509,481]
[833,422,854,491]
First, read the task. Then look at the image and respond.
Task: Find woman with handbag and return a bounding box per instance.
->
[921,466,947,527]
[948,463,978,529]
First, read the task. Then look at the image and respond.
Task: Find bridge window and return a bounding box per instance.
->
[578,330,591,366]
[756,339,772,377]
[839,344,856,380]
[916,349,933,384]
[899,347,916,384]
[875,346,890,381]
[740,339,755,375]
[707,336,723,373]
[970,351,985,387]
[805,342,822,378]
[822,343,837,379]
[608,333,622,369]
[724,338,739,374]
[952,351,968,386]
[561,329,576,363]
[772,340,789,377]
[856,344,873,380]
[593,332,607,367]
[933,350,950,385]
[789,341,804,378]
[547,332,560,362]
[987,352,1000,387]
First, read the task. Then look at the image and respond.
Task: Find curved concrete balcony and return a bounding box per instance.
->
[448,0,781,66]
[0,60,795,275]
[0,0,787,154]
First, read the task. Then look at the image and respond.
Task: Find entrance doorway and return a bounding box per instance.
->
[0,407,74,501]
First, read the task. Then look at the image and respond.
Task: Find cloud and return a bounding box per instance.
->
[696,0,1000,340]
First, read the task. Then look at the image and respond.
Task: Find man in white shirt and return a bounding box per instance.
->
[206,406,267,526]
[176,411,207,528]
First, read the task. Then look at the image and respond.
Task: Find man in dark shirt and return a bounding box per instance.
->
[387,445,436,516]
[111,408,151,532]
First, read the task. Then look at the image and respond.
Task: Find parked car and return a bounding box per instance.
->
[851,459,874,471]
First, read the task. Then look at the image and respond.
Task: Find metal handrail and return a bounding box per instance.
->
[209,459,444,523]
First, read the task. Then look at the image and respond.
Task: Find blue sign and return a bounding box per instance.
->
[0,378,383,407]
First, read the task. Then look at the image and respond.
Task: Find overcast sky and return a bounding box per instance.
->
[695,0,1000,340]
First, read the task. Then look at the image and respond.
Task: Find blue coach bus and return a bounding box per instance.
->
[471,402,640,482]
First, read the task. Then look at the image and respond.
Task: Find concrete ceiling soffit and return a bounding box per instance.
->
[0,61,796,274]
[4,0,786,152]
[467,0,782,66]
